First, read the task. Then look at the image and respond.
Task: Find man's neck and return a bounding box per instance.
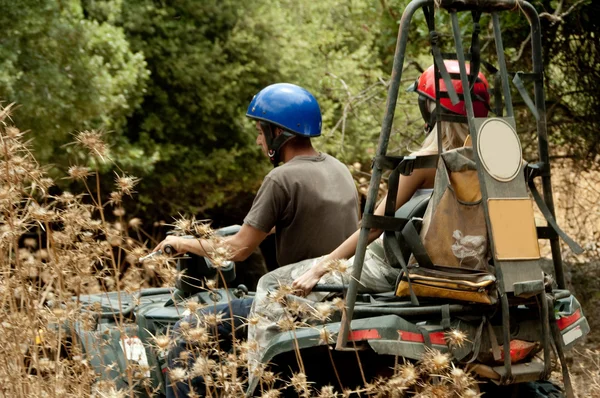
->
[281,144,319,163]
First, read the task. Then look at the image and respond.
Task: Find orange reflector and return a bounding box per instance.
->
[557,309,581,331]
[348,329,381,341]
[499,340,537,363]
[398,331,446,345]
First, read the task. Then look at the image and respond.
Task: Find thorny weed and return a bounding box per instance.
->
[0,106,187,397]
[0,105,501,397]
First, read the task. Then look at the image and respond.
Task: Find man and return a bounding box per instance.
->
[158,83,359,397]
[154,82,358,268]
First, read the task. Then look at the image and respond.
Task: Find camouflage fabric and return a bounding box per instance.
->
[247,239,398,374]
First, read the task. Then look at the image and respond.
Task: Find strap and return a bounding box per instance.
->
[526,167,584,254]
[372,155,438,174]
[512,72,540,120]
[402,219,434,269]
[441,304,451,330]
[423,5,460,106]
[465,316,486,363]
[486,319,502,362]
[433,44,460,106]
[262,122,295,167]
[361,214,409,232]
[434,112,468,125]
[417,325,432,348]
[384,233,420,306]
[469,11,482,89]
[549,299,575,398]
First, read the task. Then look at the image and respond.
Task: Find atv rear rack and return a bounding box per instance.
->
[335,1,582,396]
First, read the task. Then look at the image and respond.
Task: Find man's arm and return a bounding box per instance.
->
[153,224,268,262]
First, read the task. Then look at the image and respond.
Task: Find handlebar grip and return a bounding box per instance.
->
[163,244,175,255]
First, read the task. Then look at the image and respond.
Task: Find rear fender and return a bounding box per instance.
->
[261,315,445,366]
[70,323,142,390]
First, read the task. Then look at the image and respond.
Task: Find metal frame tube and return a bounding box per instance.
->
[492,12,514,117]
[520,2,566,289]
[353,304,480,317]
[336,0,431,350]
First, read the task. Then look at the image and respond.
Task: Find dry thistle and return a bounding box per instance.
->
[396,362,419,388]
[289,372,311,395]
[276,317,297,331]
[114,173,140,196]
[186,326,210,345]
[172,216,195,234]
[285,299,310,317]
[318,385,337,398]
[151,333,173,354]
[383,375,410,397]
[260,389,281,398]
[74,130,109,159]
[201,311,224,327]
[414,384,452,398]
[247,315,261,327]
[323,259,348,274]
[67,165,92,180]
[190,356,215,377]
[205,279,217,290]
[28,203,55,222]
[331,297,345,312]
[420,348,451,373]
[169,367,188,383]
[445,329,468,348]
[267,283,296,305]
[446,364,476,392]
[193,222,214,238]
[312,302,334,321]
[185,299,204,313]
[5,125,22,138]
[319,327,335,345]
[460,388,483,398]
[108,191,122,206]
[128,217,142,230]
[261,371,277,384]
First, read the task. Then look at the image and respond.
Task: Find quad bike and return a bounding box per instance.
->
[69,1,589,397]
[243,0,590,397]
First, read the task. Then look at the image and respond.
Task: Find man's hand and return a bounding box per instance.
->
[292,262,326,297]
[153,236,189,254]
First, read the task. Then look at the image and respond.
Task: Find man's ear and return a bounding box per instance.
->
[273,127,283,137]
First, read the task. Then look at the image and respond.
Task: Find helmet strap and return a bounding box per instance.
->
[418,95,435,134]
[260,122,295,167]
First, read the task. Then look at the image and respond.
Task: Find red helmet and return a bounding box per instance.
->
[410,60,490,123]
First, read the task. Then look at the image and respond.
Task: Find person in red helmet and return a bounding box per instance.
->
[290,60,491,296]
[411,60,491,132]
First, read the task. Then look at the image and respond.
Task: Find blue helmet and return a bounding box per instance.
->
[246,83,322,137]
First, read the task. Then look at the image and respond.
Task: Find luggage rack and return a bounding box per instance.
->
[332,1,584,395]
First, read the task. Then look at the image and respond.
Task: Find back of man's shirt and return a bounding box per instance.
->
[244,153,359,266]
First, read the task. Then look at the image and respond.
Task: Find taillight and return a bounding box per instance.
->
[398,331,446,345]
[499,340,537,363]
[557,309,581,330]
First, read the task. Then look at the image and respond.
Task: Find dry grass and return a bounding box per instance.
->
[2,104,598,397]
[0,106,484,397]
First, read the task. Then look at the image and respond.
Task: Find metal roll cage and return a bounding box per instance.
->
[335,0,572,392]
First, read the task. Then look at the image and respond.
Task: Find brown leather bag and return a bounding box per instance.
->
[395,147,497,304]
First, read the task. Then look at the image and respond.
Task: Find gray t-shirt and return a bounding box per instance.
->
[244,153,359,266]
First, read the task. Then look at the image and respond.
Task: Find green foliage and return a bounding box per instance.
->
[0,0,148,161]
[88,0,412,220]
[1,0,596,223]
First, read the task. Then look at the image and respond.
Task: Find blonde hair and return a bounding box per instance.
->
[413,122,470,156]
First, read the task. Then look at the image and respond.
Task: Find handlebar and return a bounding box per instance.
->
[138,244,175,263]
